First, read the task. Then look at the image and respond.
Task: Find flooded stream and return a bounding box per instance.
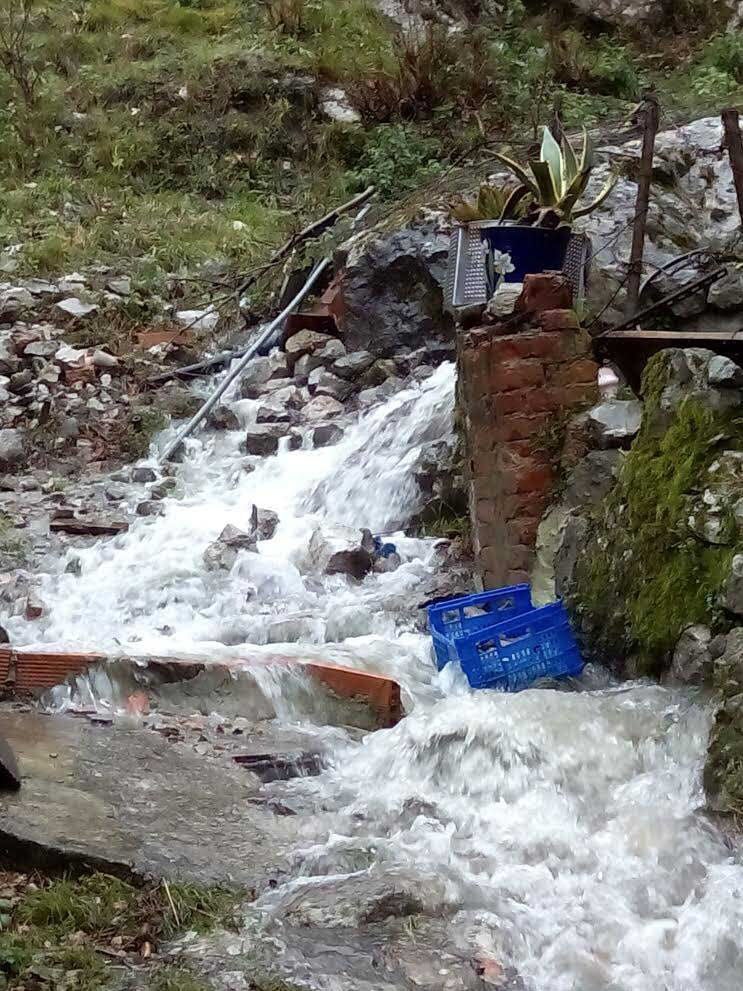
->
[9,359,743,990]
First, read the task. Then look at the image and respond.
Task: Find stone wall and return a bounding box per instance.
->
[457,275,598,589]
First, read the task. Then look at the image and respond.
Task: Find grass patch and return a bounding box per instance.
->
[120,407,170,460]
[0,873,241,990]
[572,352,743,675]
[0,514,28,565]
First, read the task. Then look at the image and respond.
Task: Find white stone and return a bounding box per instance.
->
[175,306,219,333]
[320,87,361,124]
[56,298,98,318]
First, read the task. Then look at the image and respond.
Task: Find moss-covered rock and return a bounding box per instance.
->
[570,348,743,677]
[704,629,743,814]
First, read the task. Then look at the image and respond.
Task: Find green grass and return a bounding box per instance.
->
[0,873,241,990]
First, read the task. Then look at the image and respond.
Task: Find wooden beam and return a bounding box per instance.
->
[722,108,743,229]
[625,98,660,318]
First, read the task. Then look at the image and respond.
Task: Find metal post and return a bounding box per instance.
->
[159,257,331,463]
[625,97,659,318]
[722,107,743,229]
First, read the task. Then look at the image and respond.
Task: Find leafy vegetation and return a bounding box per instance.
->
[0,872,241,990]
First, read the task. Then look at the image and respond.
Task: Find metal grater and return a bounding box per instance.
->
[444,223,592,312]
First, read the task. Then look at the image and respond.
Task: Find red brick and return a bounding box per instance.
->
[494,387,563,416]
[536,309,580,333]
[476,499,503,526]
[499,492,549,518]
[489,333,564,364]
[499,464,554,496]
[548,357,599,388]
[492,412,552,443]
[507,517,541,545]
[515,273,573,314]
[562,381,599,407]
[490,359,545,393]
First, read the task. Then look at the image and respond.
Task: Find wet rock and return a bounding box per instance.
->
[245,424,299,456]
[312,423,344,448]
[65,557,82,576]
[206,405,240,431]
[361,358,397,389]
[357,377,404,406]
[56,298,98,318]
[256,398,297,425]
[336,223,453,357]
[708,271,743,311]
[0,737,20,791]
[293,352,326,379]
[309,526,375,580]
[373,552,402,573]
[239,354,289,397]
[332,350,375,380]
[722,554,743,617]
[254,508,279,541]
[704,629,743,811]
[669,625,713,686]
[50,515,128,536]
[304,395,344,422]
[25,593,44,620]
[308,369,353,402]
[132,466,157,483]
[204,524,257,571]
[0,625,8,644]
[587,400,642,450]
[284,330,334,368]
[136,500,164,517]
[0,429,24,469]
[150,478,178,500]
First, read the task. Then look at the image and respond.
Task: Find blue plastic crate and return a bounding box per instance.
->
[427,585,534,671]
[457,602,584,692]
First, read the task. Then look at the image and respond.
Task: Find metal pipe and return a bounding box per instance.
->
[159,257,331,463]
[625,97,659,318]
[722,107,743,229]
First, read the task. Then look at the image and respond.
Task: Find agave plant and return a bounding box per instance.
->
[449,181,531,224]
[493,127,617,229]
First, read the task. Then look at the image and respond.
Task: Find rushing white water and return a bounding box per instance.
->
[10,357,743,990]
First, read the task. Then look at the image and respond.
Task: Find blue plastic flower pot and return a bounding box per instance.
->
[481,224,571,285]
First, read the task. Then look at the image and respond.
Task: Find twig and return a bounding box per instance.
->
[162,879,180,929]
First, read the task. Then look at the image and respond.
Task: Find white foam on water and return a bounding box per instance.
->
[9,356,743,989]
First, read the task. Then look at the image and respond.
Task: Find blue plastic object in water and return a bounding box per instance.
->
[427,586,584,692]
[428,585,533,671]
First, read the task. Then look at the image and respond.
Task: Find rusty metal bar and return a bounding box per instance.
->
[722,108,743,229]
[625,98,660,318]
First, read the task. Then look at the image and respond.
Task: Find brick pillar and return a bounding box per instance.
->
[457,277,598,589]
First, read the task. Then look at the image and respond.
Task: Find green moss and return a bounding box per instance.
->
[121,407,170,460]
[150,966,213,991]
[572,352,743,675]
[0,513,28,565]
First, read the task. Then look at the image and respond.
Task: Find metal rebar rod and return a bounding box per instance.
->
[722,107,743,229]
[624,98,659,318]
[159,257,331,463]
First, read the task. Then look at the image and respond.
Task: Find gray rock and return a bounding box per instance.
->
[284,330,334,366]
[308,526,375,580]
[308,369,353,402]
[254,508,279,541]
[313,423,344,448]
[239,353,289,397]
[315,338,346,362]
[0,429,24,468]
[204,524,257,570]
[587,400,642,450]
[332,350,375,380]
[337,223,454,357]
[357,377,404,406]
[56,297,98,318]
[708,271,743,311]
[59,416,80,440]
[687,452,743,546]
[136,500,164,517]
[0,287,34,318]
[293,352,326,379]
[360,359,398,389]
[669,625,713,686]
[245,424,300,456]
[23,339,58,358]
[708,355,743,388]
[555,513,590,599]
[206,405,240,431]
[722,554,743,617]
[9,369,32,391]
[304,395,344,422]
[107,277,131,295]
[256,399,296,425]
[0,625,8,644]
[150,478,177,500]
[132,466,157,484]
[564,451,623,510]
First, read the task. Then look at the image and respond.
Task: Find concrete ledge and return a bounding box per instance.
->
[1,648,403,730]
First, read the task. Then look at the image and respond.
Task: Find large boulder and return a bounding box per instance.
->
[203,524,257,572]
[335,223,454,357]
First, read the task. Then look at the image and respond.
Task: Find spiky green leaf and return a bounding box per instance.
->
[571,173,618,218]
[561,134,579,186]
[541,127,564,194]
[499,184,532,221]
[530,160,558,206]
[491,152,538,195]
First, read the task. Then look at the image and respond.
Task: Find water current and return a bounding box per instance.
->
[10,359,743,990]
